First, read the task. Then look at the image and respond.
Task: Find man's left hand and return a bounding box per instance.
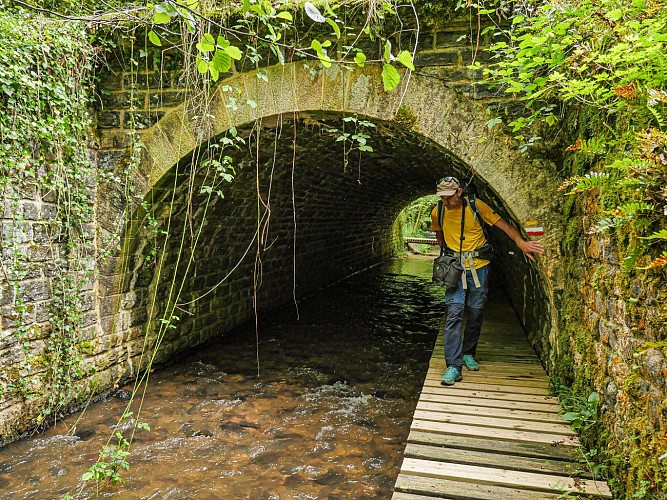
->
[519,240,545,260]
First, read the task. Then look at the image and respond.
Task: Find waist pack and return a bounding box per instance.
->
[461,243,494,261]
[432,253,464,289]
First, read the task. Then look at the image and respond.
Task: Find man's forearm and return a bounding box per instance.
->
[493,218,545,259]
[494,219,523,245]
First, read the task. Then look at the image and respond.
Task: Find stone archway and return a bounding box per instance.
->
[138,63,561,229]
[93,61,562,387]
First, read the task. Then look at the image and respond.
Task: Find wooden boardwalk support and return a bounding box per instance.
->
[393,295,613,499]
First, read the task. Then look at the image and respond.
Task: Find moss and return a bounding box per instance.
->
[562,214,583,254]
[391,105,418,129]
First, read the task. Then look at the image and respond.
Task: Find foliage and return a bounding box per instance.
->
[0,10,95,420]
[398,195,439,238]
[470,0,667,269]
[559,389,599,432]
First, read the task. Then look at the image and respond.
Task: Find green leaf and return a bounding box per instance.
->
[148,30,162,47]
[276,11,293,21]
[588,392,599,405]
[223,45,242,60]
[249,4,264,16]
[196,58,209,74]
[242,0,250,13]
[212,49,232,73]
[381,64,400,91]
[383,40,391,63]
[217,36,230,48]
[606,9,623,21]
[354,52,366,68]
[396,50,414,71]
[153,11,171,24]
[197,33,215,53]
[640,229,667,241]
[326,18,341,39]
[562,412,579,421]
[486,117,502,129]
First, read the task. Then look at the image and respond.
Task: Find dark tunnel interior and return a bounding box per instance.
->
[119,112,550,364]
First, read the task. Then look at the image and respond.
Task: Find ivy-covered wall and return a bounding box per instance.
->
[0,14,100,440]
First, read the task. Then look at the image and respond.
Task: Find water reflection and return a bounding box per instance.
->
[0,257,444,499]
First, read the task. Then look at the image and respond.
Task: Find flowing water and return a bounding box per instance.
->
[0,257,446,499]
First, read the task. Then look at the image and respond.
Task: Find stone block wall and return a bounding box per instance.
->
[0,179,98,441]
[561,220,666,493]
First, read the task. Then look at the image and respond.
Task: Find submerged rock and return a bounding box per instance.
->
[313,469,344,486]
[74,428,95,441]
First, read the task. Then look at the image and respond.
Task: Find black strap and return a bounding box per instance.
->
[437,200,445,256]
[459,198,466,255]
[465,194,491,244]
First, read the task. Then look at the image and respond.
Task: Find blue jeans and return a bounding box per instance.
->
[443,265,489,369]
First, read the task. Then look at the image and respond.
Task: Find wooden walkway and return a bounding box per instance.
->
[393,295,613,499]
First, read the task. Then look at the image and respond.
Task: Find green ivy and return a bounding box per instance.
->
[472,0,667,269]
[0,11,96,420]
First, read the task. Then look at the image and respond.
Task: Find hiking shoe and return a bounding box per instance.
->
[463,355,479,371]
[441,366,462,386]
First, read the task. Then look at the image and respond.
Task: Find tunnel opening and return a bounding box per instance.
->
[112,112,551,373]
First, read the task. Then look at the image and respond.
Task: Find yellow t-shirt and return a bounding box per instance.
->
[430,199,501,269]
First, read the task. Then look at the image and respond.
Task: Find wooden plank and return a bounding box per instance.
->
[427,372,550,388]
[407,431,579,462]
[426,373,549,389]
[404,443,591,478]
[392,491,453,500]
[420,386,559,404]
[420,393,561,413]
[416,401,565,423]
[394,295,611,500]
[429,362,545,375]
[394,474,561,500]
[413,410,576,435]
[430,358,543,369]
[423,376,550,396]
[400,458,612,498]
[411,420,580,446]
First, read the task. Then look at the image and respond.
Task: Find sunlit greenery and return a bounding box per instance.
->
[472,0,667,270]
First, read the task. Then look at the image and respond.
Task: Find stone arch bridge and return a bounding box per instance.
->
[96,61,563,383]
[4,24,566,440]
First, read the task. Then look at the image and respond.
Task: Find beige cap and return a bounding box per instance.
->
[435,177,460,196]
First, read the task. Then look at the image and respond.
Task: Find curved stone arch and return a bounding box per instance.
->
[138,62,561,228]
[91,61,563,402]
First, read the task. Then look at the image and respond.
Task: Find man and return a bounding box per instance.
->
[431,176,545,385]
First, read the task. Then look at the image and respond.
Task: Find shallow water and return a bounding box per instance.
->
[0,257,445,499]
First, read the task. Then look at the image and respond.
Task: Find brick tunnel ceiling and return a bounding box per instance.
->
[141,113,520,314]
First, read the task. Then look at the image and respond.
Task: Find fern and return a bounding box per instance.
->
[565,172,611,195]
[594,216,624,233]
[647,105,665,129]
[640,229,667,241]
[614,202,654,217]
[623,246,643,272]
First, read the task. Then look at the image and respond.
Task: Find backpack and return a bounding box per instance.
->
[436,182,494,259]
